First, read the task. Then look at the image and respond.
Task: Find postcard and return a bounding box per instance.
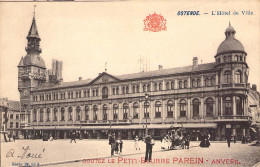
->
[0,0,259,167]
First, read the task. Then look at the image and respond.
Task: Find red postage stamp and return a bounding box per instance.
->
[143,13,167,32]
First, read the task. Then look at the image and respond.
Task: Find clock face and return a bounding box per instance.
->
[23,90,28,97]
[102,75,108,83]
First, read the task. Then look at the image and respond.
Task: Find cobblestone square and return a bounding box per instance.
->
[1,139,259,167]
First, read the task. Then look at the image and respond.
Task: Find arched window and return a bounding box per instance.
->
[53,108,58,121]
[155,101,162,118]
[197,79,201,87]
[159,83,162,90]
[184,80,187,88]
[228,55,232,61]
[87,90,90,97]
[123,103,129,119]
[126,86,129,94]
[102,86,108,99]
[112,88,115,95]
[224,71,231,83]
[103,104,108,120]
[147,84,150,92]
[60,107,65,121]
[171,81,175,89]
[122,87,126,94]
[144,102,150,118]
[76,106,81,121]
[236,96,243,115]
[68,107,73,121]
[113,104,118,119]
[235,55,238,61]
[179,81,182,89]
[166,82,170,90]
[85,106,89,120]
[211,77,215,86]
[40,109,44,122]
[224,56,227,62]
[93,105,98,120]
[180,99,186,117]
[116,87,119,94]
[143,84,147,92]
[96,89,99,96]
[47,108,50,121]
[133,102,139,118]
[223,97,232,115]
[76,92,78,98]
[33,109,37,121]
[239,56,242,61]
[205,78,210,87]
[205,98,214,117]
[192,79,196,88]
[132,86,136,93]
[167,100,174,117]
[192,99,200,118]
[154,83,157,91]
[84,91,87,97]
[235,70,241,83]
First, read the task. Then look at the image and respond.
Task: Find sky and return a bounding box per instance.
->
[0,0,259,101]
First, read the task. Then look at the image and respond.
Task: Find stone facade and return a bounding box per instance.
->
[18,15,254,141]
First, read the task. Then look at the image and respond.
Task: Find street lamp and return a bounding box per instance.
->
[144,93,149,137]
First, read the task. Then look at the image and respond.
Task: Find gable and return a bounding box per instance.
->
[89,72,120,85]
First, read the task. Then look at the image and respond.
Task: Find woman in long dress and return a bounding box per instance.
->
[134,135,140,150]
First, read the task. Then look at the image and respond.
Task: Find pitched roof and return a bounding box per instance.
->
[34,62,216,91]
[116,62,216,80]
[27,17,40,39]
[8,100,20,111]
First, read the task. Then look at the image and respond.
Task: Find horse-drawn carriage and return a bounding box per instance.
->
[161,126,189,150]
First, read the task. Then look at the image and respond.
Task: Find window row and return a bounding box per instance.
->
[216,54,246,63]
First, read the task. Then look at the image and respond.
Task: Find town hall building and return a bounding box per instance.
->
[18,14,253,141]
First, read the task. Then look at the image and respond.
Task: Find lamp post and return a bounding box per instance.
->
[144,93,149,137]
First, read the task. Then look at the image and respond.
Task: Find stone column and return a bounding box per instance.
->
[50,108,53,123]
[162,100,166,121]
[187,98,191,119]
[81,105,85,121]
[150,81,153,91]
[72,106,76,122]
[174,99,178,120]
[65,91,68,99]
[30,109,33,123]
[162,80,165,90]
[174,79,178,89]
[220,96,223,116]
[215,97,219,116]
[89,105,93,120]
[188,76,191,88]
[43,108,46,123]
[201,75,204,87]
[233,96,236,116]
[139,83,143,93]
[200,97,204,118]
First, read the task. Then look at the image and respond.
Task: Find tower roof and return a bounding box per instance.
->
[27,17,40,39]
[216,23,245,55]
[18,56,24,67]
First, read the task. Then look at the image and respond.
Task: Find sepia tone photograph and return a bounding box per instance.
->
[0,0,260,167]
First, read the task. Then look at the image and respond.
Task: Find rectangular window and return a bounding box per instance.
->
[16,122,19,128]
[10,114,13,119]
[16,114,19,120]
[10,122,13,128]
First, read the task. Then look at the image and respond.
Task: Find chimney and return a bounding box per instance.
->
[252,84,257,91]
[79,77,82,81]
[193,57,198,68]
[158,65,163,70]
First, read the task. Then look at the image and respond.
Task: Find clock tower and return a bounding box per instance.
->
[18,13,46,122]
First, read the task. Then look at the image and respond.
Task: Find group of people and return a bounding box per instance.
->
[161,131,190,150]
[108,134,123,156]
[199,133,211,147]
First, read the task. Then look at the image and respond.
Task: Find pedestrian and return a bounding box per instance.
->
[109,134,116,157]
[119,139,123,154]
[134,135,140,150]
[161,136,167,149]
[234,136,236,144]
[50,134,54,141]
[115,139,119,155]
[227,135,231,148]
[185,135,190,149]
[70,132,76,143]
[13,135,15,142]
[144,134,154,162]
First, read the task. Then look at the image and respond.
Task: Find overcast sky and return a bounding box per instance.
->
[0,0,259,101]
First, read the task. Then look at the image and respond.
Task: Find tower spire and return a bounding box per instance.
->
[33,5,36,19]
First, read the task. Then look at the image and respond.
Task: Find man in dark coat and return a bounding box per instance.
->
[144,134,154,162]
[227,135,231,148]
[109,134,116,157]
[70,132,76,143]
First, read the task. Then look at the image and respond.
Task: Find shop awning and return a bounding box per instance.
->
[22,123,217,130]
